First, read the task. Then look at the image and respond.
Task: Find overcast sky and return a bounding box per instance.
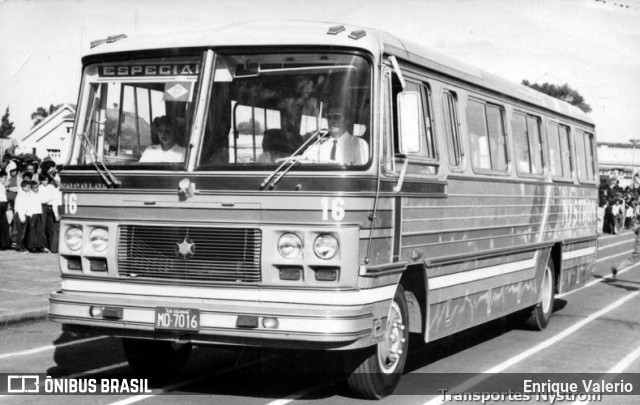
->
[1,0,639,144]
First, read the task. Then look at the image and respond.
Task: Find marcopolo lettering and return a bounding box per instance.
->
[99,63,200,77]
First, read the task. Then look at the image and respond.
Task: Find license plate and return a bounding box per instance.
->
[154,307,200,332]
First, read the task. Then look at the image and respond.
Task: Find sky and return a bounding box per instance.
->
[1,0,639,144]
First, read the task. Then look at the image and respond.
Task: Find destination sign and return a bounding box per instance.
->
[98,63,200,77]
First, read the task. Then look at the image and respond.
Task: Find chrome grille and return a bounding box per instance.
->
[118,225,261,283]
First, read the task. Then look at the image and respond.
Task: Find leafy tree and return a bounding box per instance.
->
[521,80,591,113]
[0,107,15,139]
[30,103,62,127]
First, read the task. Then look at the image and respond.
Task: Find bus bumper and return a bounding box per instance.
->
[49,279,396,350]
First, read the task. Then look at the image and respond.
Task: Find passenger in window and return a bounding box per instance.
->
[257,129,293,163]
[139,116,186,163]
[279,76,320,143]
[303,105,368,165]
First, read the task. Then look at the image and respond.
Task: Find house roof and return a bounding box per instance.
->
[20,104,76,142]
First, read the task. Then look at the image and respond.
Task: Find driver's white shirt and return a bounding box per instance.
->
[303,132,368,165]
[139,143,186,163]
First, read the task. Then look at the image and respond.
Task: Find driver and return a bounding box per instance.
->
[302,105,368,165]
[139,116,186,163]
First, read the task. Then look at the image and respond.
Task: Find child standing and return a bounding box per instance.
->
[26,181,45,252]
[13,180,31,252]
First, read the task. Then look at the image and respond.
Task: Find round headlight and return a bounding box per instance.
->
[64,226,83,251]
[89,227,109,252]
[313,234,339,260]
[277,233,303,259]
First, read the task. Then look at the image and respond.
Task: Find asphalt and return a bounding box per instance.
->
[0,249,61,326]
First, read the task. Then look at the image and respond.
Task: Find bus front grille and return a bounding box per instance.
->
[117,225,262,283]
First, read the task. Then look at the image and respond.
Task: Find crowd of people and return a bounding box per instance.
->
[598,175,640,235]
[0,154,62,253]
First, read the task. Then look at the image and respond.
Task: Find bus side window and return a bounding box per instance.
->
[548,122,573,180]
[400,81,438,173]
[442,91,462,169]
[512,112,543,175]
[576,130,596,182]
[466,99,508,173]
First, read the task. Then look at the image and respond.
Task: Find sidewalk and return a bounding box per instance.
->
[0,249,61,326]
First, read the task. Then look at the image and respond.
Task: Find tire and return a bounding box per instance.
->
[345,285,410,399]
[524,258,555,330]
[122,338,192,380]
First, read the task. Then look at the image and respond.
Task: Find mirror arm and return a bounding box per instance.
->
[393,154,409,193]
[389,56,406,90]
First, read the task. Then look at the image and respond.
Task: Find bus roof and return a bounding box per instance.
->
[85,20,593,126]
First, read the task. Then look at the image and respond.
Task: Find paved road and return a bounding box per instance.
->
[1,232,640,404]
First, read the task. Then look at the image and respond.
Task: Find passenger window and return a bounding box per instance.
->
[442,91,462,168]
[547,122,573,179]
[467,99,507,172]
[576,130,595,181]
[404,81,437,163]
[512,112,543,175]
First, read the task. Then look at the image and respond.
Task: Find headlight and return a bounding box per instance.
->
[313,234,339,260]
[89,227,109,252]
[278,233,303,259]
[64,226,83,251]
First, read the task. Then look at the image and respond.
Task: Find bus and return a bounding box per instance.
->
[49,21,598,398]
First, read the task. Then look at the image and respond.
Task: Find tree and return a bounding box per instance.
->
[0,107,15,139]
[30,103,62,127]
[521,80,592,113]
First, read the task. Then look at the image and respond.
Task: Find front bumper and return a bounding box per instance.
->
[49,278,395,350]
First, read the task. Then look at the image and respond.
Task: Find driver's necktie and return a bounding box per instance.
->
[330,140,337,160]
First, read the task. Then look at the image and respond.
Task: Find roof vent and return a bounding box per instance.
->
[327,25,346,35]
[90,34,127,49]
[348,30,366,40]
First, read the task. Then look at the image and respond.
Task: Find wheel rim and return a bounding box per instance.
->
[377,301,406,374]
[540,266,553,314]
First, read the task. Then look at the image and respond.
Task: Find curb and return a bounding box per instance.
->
[0,307,49,327]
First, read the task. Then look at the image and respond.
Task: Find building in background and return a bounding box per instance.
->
[15,104,75,164]
[598,141,640,187]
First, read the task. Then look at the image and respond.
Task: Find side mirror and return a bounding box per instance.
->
[397,91,422,154]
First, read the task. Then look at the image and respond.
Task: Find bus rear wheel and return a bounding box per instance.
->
[524,259,555,330]
[345,285,409,399]
[122,338,192,381]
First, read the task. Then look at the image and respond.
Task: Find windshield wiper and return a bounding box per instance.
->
[76,96,121,188]
[259,128,329,190]
[260,102,328,190]
[77,130,121,188]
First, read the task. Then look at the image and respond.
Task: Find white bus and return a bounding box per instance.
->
[50,21,598,398]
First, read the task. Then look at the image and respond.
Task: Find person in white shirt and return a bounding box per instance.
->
[39,176,61,252]
[25,181,45,252]
[13,180,31,251]
[0,170,10,250]
[303,106,368,165]
[139,116,186,163]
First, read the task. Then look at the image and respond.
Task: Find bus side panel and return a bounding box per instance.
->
[399,176,595,341]
[558,239,597,294]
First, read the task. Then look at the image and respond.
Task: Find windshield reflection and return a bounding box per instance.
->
[198,52,371,169]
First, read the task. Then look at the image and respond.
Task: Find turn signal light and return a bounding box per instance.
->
[279,267,302,281]
[315,268,339,281]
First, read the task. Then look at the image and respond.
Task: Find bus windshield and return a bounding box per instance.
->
[73,55,202,167]
[198,52,372,169]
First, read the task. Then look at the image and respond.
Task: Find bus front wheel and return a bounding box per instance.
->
[524,259,555,330]
[345,284,409,399]
[122,338,192,380]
